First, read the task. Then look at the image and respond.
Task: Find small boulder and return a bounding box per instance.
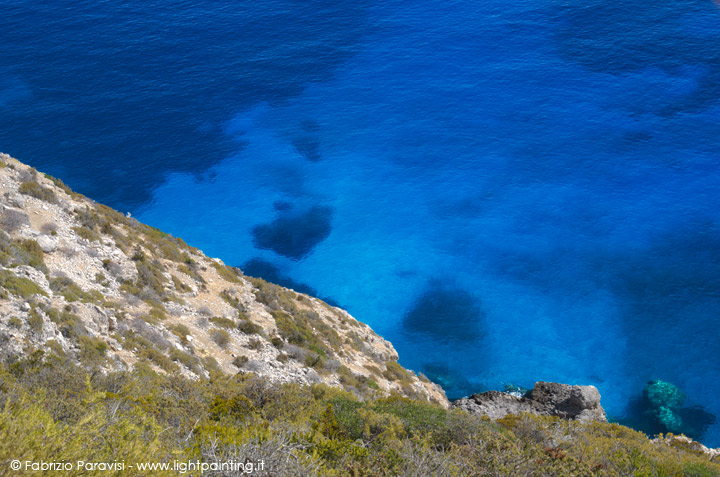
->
[8,193,25,208]
[37,235,58,253]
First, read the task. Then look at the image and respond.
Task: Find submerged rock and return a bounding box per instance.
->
[453,381,607,422]
[644,379,686,433]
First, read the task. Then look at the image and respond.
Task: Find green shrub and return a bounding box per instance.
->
[169,349,201,373]
[28,308,44,334]
[18,180,57,203]
[171,274,191,293]
[210,316,235,329]
[210,328,231,348]
[238,320,262,335]
[220,288,241,308]
[233,355,249,368]
[210,261,242,283]
[49,276,103,304]
[44,173,80,198]
[168,323,191,343]
[131,248,146,262]
[45,339,66,358]
[73,225,100,242]
[14,239,47,270]
[0,395,174,476]
[271,310,332,358]
[77,335,108,365]
[46,307,86,339]
[0,270,47,298]
[94,271,109,286]
[201,356,223,378]
[122,330,178,373]
[383,361,411,382]
[134,259,168,298]
[49,276,84,302]
[305,352,324,370]
[248,338,263,351]
[147,306,167,323]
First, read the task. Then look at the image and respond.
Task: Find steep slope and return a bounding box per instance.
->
[0,153,446,405]
[2,153,720,475]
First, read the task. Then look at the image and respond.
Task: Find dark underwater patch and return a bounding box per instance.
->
[241,258,341,307]
[273,201,293,212]
[292,136,322,162]
[300,120,321,133]
[0,0,371,209]
[552,0,720,114]
[606,223,720,344]
[402,281,485,344]
[252,205,333,260]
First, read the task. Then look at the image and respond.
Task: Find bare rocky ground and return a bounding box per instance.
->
[0,153,447,405]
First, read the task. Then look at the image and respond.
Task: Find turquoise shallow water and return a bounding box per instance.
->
[2,0,720,444]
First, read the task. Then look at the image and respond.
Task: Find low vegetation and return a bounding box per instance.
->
[0,269,47,299]
[0,233,47,271]
[0,357,717,476]
[49,276,104,303]
[18,180,57,203]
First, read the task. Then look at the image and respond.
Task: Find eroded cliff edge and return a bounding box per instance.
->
[0,153,446,405]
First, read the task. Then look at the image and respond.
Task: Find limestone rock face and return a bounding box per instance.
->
[37,234,58,253]
[453,382,607,422]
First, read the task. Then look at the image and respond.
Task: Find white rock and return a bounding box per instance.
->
[8,193,25,208]
[37,235,58,253]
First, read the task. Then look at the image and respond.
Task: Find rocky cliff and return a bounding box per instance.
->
[452,381,607,422]
[0,153,446,405]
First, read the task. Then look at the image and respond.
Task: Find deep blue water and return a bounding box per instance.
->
[3,0,720,444]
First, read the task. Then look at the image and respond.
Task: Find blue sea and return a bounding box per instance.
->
[3,0,720,444]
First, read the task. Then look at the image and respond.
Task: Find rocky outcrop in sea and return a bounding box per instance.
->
[452,381,607,422]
